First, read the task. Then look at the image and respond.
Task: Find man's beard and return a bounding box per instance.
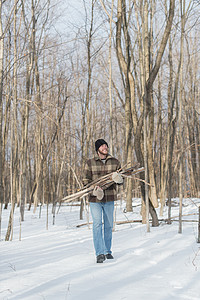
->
[98,149,108,156]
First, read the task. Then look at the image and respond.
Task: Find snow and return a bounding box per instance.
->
[1,199,200,300]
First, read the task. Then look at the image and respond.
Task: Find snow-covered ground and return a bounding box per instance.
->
[1,198,200,300]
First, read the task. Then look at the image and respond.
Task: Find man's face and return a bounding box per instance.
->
[98,144,108,156]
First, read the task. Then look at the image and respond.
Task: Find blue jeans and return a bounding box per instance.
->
[90,201,114,256]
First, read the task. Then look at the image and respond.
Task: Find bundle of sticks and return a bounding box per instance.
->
[61,163,144,203]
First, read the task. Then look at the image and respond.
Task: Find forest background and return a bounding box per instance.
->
[0,0,200,240]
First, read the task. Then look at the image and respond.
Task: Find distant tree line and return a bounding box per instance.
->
[0,0,200,239]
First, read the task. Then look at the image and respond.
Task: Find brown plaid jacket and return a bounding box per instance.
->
[83,154,121,203]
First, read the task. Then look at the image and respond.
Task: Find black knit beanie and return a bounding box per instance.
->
[95,139,108,152]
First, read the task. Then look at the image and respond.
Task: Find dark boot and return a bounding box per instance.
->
[106,254,114,259]
[96,254,105,263]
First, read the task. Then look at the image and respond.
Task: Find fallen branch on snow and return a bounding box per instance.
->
[76,218,199,228]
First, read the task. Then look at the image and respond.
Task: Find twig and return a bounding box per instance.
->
[122,175,153,187]
[192,248,200,270]
[0,289,13,295]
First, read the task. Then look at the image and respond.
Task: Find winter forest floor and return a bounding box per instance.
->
[1,198,200,300]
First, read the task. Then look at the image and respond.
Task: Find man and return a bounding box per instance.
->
[83,139,123,263]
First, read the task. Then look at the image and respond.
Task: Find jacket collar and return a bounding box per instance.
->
[94,153,112,161]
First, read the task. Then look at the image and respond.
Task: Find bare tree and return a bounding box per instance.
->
[0,0,4,238]
[116,0,133,212]
[178,0,187,234]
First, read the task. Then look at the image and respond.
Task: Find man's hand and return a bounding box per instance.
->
[112,172,123,184]
[92,186,104,200]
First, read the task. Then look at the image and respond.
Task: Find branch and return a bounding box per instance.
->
[148,0,175,88]
[99,0,116,24]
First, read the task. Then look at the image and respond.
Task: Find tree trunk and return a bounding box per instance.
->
[178,0,186,234]
[116,0,133,212]
[0,0,4,238]
[108,0,114,155]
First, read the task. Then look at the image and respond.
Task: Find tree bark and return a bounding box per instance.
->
[178,0,186,234]
[0,0,4,238]
[116,0,133,212]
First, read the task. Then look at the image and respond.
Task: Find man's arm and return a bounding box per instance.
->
[82,160,92,186]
